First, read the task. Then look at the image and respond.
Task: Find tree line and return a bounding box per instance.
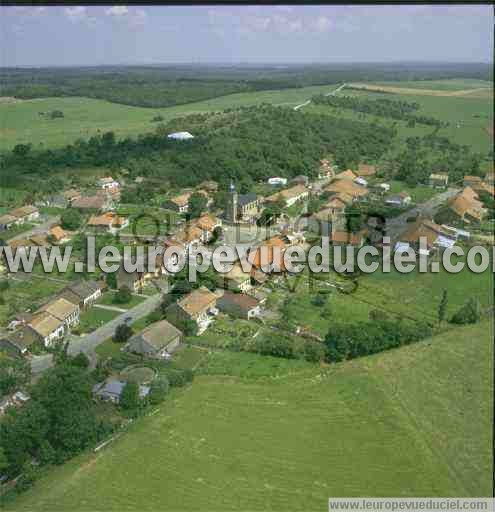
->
[312,94,446,128]
[1,63,491,108]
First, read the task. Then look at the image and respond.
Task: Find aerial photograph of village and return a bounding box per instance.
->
[0,4,493,511]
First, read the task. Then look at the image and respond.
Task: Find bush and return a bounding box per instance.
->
[311,294,327,307]
[253,334,295,359]
[450,297,481,325]
[105,272,117,290]
[303,341,326,363]
[113,286,132,304]
[119,381,140,416]
[60,209,82,231]
[69,353,90,369]
[167,369,194,388]
[113,323,133,344]
[325,319,432,363]
[148,376,170,404]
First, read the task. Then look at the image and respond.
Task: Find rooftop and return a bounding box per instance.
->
[134,320,182,350]
[10,205,38,218]
[219,290,259,310]
[356,164,376,177]
[72,195,106,210]
[178,286,217,316]
[39,297,78,321]
[29,311,62,338]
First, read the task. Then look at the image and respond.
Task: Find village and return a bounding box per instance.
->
[0,137,493,411]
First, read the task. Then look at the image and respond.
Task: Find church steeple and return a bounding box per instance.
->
[226,180,238,223]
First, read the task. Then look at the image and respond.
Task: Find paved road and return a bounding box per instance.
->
[293,83,346,111]
[385,188,459,242]
[6,216,59,243]
[67,292,163,357]
[30,292,163,376]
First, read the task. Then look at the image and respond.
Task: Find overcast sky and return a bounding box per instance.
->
[1,5,493,66]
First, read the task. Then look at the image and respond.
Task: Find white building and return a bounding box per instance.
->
[267,177,288,186]
[167,131,194,141]
[98,176,120,190]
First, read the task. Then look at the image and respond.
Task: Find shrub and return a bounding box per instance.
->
[70,353,90,369]
[148,376,170,405]
[311,294,327,307]
[304,341,326,363]
[113,286,132,304]
[450,297,481,325]
[60,209,82,231]
[119,381,140,416]
[167,369,194,388]
[325,319,432,363]
[113,323,133,344]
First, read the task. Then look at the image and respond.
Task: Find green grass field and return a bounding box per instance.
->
[265,262,492,338]
[6,320,492,510]
[77,308,120,334]
[306,81,493,155]
[0,84,340,151]
[96,291,145,310]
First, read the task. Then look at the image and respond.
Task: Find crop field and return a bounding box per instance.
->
[306,80,493,155]
[7,320,492,511]
[368,78,493,92]
[0,84,340,151]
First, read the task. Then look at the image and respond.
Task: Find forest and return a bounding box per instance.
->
[1,62,491,108]
[0,105,396,193]
[395,133,484,185]
[312,94,446,127]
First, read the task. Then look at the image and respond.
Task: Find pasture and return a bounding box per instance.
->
[6,320,492,511]
[0,84,340,151]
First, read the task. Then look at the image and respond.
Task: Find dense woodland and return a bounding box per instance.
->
[312,94,446,127]
[1,62,491,108]
[395,133,484,185]
[0,105,396,193]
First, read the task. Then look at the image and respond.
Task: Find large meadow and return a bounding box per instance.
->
[0,84,337,151]
[6,321,493,510]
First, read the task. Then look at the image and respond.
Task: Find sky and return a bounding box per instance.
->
[1,5,493,66]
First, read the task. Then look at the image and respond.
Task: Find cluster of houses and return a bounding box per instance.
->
[0,280,104,355]
[0,205,40,231]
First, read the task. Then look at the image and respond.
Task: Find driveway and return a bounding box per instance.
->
[67,292,163,357]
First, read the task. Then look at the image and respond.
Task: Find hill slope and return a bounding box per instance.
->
[6,321,493,511]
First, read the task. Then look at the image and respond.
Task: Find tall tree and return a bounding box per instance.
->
[438,289,448,324]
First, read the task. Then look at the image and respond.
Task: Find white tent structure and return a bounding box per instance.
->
[167,131,194,141]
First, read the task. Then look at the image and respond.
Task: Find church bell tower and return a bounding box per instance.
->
[226,181,238,223]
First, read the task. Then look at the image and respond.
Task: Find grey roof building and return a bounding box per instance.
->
[127,320,182,358]
[93,378,150,404]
